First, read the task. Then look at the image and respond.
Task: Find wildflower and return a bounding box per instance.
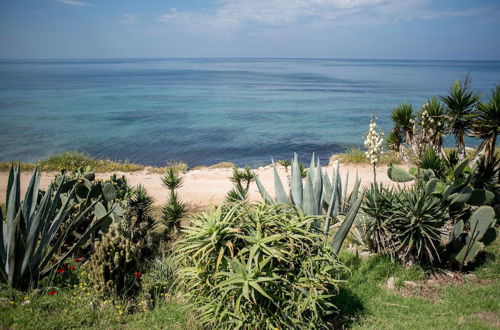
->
[75,257,84,263]
[69,265,76,271]
[57,267,65,274]
[134,272,141,278]
[48,291,57,296]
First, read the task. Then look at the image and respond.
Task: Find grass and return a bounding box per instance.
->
[0,152,144,173]
[0,287,194,329]
[1,242,497,329]
[333,148,402,165]
[333,240,500,329]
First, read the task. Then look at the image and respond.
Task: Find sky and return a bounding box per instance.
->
[0,0,499,60]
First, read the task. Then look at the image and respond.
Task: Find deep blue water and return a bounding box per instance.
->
[0,58,499,167]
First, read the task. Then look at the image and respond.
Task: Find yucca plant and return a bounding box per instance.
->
[176,202,346,329]
[470,86,500,163]
[0,165,111,290]
[440,79,481,159]
[391,187,449,264]
[226,165,255,202]
[361,183,397,255]
[423,97,447,153]
[162,168,187,234]
[391,102,415,147]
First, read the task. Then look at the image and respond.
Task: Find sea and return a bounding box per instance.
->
[0,58,499,167]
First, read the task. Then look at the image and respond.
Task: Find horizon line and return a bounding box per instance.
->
[1,56,500,62]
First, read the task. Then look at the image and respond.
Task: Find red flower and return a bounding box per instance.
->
[48,291,56,296]
[75,257,84,263]
[134,272,141,278]
[57,268,65,274]
[69,265,75,271]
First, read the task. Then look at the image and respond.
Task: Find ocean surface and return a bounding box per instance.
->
[0,58,499,167]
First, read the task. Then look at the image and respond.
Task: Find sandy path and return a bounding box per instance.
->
[0,162,408,208]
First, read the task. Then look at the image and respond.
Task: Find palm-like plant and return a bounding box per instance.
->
[469,86,500,162]
[391,102,415,147]
[440,80,481,159]
[424,97,447,154]
[162,168,187,233]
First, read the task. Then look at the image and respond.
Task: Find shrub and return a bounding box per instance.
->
[162,169,187,234]
[87,223,141,298]
[0,165,108,290]
[176,203,346,329]
[340,147,367,164]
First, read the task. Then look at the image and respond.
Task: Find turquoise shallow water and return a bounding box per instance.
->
[0,58,499,167]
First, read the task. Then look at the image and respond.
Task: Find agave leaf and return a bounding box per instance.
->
[40,202,111,277]
[5,164,15,208]
[22,168,40,226]
[313,158,323,212]
[308,153,316,183]
[302,173,317,215]
[255,175,274,204]
[21,185,53,275]
[290,153,303,206]
[273,166,288,204]
[332,192,363,255]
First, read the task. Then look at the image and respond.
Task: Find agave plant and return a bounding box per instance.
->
[0,165,111,290]
[255,154,363,254]
[440,80,481,159]
[469,86,500,163]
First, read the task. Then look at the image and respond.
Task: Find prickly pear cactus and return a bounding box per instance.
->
[453,206,497,268]
[87,223,141,298]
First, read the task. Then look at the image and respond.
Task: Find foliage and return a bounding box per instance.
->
[176,202,346,329]
[226,165,255,202]
[391,102,415,151]
[162,168,187,234]
[361,183,397,255]
[255,154,364,253]
[416,147,447,180]
[51,168,130,256]
[87,223,141,298]
[339,147,367,164]
[381,158,498,268]
[0,165,111,290]
[124,185,164,263]
[469,85,500,162]
[0,151,145,172]
[390,187,449,263]
[440,80,481,158]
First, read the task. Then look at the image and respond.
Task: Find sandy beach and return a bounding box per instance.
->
[0,161,408,209]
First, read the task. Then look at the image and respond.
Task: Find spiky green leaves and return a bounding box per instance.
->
[176,203,345,329]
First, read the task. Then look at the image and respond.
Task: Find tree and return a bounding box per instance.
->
[470,86,500,162]
[391,102,415,152]
[440,80,481,159]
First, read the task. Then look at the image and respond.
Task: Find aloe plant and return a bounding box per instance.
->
[255,153,363,254]
[0,165,112,290]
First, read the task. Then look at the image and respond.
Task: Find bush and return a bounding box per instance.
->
[87,223,142,298]
[175,202,346,329]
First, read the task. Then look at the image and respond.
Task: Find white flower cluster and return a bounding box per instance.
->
[364,116,384,165]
